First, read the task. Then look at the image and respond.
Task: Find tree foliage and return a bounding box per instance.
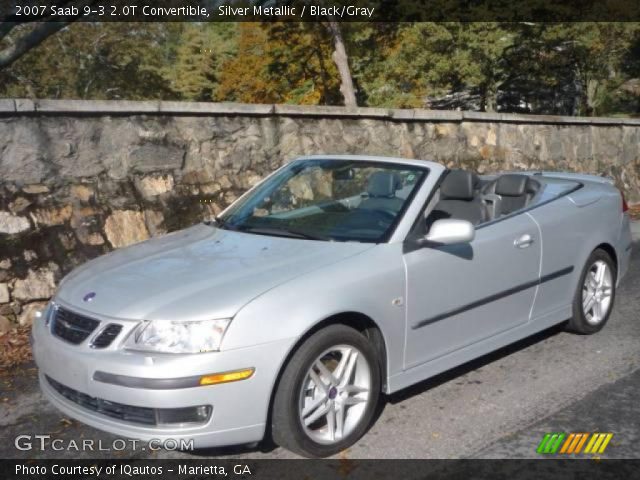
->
[500,23,640,115]
[0,23,178,99]
[165,23,237,101]
[352,23,513,110]
[215,23,341,105]
[1,21,639,116]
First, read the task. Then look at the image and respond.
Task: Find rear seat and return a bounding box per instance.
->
[482,174,540,217]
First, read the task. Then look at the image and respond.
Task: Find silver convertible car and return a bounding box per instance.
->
[33,155,632,457]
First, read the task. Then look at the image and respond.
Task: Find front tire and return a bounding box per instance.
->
[567,248,616,334]
[271,324,381,458]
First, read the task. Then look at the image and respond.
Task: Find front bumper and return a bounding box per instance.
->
[32,310,294,448]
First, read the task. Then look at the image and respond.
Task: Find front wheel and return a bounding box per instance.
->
[271,324,381,457]
[567,248,617,334]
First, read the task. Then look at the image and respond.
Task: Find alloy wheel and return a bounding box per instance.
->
[298,345,371,445]
[582,259,613,325]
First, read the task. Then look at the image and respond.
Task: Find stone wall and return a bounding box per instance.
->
[1,99,639,331]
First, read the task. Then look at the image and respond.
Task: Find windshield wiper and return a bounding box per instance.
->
[205,217,239,231]
[237,226,329,241]
[206,218,329,240]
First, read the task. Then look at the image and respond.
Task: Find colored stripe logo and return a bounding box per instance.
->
[537,433,566,454]
[537,433,613,455]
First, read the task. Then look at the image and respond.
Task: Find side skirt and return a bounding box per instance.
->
[386,304,572,394]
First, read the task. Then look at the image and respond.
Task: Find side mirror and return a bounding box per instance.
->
[423,219,475,245]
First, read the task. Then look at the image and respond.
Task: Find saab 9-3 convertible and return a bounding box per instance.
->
[33,155,632,457]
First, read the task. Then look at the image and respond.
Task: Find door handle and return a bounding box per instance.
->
[514,234,534,248]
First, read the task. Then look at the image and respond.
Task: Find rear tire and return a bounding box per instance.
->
[271,324,381,458]
[567,248,616,334]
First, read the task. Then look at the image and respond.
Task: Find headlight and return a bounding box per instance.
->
[127,319,231,354]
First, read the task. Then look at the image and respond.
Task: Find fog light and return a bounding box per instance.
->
[199,368,255,386]
[156,405,212,426]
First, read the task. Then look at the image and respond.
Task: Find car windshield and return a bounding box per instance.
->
[216,159,428,242]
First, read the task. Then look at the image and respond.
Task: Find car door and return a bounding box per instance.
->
[526,195,592,321]
[403,214,541,369]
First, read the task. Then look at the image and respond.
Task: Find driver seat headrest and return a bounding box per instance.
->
[367,171,402,198]
[440,169,478,201]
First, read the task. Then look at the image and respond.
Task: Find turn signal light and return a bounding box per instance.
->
[199,368,255,386]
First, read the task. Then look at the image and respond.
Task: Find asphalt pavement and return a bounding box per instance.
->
[1,238,639,460]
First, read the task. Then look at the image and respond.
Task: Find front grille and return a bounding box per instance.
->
[51,307,100,344]
[46,376,157,425]
[91,324,123,348]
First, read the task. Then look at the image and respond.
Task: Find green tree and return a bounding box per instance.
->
[0,23,178,100]
[1,21,72,69]
[354,23,512,110]
[215,23,341,105]
[165,23,237,101]
[2,21,640,117]
[557,23,639,115]
[502,23,640,116]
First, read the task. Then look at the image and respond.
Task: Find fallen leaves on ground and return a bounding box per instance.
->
[60,418,74,427]
[0,326,33,371]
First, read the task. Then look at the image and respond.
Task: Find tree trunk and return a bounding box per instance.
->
[586,78,599,116]
[0,22,72,69]
[484,87,497,112]
[0,0,96,69]
[326,20,357,107]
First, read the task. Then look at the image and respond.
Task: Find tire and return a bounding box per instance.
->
[567,248,617,334]
[271,324,381,458]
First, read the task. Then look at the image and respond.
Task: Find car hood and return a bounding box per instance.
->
[56,224,374,321]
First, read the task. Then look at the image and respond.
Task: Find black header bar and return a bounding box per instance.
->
[2,0,640,22]
[2,459,640,480]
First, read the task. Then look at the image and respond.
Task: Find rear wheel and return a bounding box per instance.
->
[271,324,381,457]
[567,248,616,334]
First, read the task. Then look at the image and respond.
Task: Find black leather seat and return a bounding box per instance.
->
[491,174,540,215]
[430,169,488,225]
[360,171,404,213]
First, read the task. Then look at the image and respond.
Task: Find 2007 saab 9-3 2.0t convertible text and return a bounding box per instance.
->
[32,155,632,457]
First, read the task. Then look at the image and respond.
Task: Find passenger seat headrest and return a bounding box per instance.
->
[440,169,477,201]
[495,174,529,197]
[367,171,402,198]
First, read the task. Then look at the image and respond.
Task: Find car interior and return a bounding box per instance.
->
[265,166,543,242]
[427,169,542,228]
[257,165,427,242]
[359,171,406,215]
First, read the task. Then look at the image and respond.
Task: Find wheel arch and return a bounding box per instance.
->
[263,311,388,444]
[594,242,618,274]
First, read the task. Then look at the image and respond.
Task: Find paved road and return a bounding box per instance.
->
[1,242,638,460]
[476,367,640,458]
